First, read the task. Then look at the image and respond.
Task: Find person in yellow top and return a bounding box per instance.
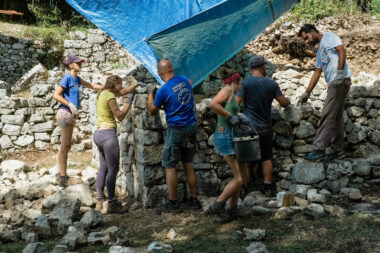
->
[94,75,146,214]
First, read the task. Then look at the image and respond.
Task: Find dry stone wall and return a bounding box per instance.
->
[1,29,380,209]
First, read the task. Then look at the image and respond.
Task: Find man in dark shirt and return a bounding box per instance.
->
[236,56,290,196]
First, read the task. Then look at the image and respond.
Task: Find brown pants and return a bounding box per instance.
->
[313,78,351,153]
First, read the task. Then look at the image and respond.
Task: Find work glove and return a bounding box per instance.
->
[297,92,310,106]
[227,114,240,126]
[137,82,147,88]
[126,91,135,104]
[146,83,155,95]
[67,102,78,118]
[329,70,344,88]
[239,114,251,125]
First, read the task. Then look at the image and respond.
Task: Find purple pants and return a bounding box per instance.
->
[93,129,120,200]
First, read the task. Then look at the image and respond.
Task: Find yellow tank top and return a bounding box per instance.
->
[96,90,117,129]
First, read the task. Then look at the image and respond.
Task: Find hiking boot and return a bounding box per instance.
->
[96,198,105,211]
[182,198,202,210]
[156,201,181,214]
[205,201,227,218]
[55,173,69,187]
[105,198,129,214]
[262,183,276,198]
[324,150,346,163]
[305,151,326,162]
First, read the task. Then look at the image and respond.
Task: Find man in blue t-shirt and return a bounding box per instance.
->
[298,24,352,162]
[236,55,290,197]
[147,59,201,213]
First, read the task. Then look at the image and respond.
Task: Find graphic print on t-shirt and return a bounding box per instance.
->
[173,81,192,106]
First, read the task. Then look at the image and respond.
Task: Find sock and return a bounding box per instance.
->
[264,181,272,184]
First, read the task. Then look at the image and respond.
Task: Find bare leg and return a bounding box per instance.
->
[57,125,74,177]
[262,160,273,182]
[166,167,178,201]
[183,162,198,199]
[217,155,244,203]
[228,162,250,208]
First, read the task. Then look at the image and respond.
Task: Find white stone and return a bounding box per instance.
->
[1,114,24,125]
[14,135,34,147]
[1,124,22,135]
[0,160,28,175]
[0,135,13,149]
[35,141,49,150]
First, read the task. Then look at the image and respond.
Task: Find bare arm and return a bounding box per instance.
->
[335,45,346,70]
[147,94,159,115]
[80,78,103,91]
[119,84,137,97]
[275,95,290,108]
[208,87,232,118]
[108,98,131,121]
[53,86,70,106]
[305,68,322,94]
[235,96,243,105]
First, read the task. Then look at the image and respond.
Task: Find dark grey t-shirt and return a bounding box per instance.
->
[236,76,282,127]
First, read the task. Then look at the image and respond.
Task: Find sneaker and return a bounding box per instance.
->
[205,201,227,218]
[324,150,346,163]
[305,151,326,162]
[262,183,276,198]
[155,201,181,214]
[182,198,202,210]
[105,198,129,214]
[55,173,69,187]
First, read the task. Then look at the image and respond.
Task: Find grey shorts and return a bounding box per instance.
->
[162,123,197,168]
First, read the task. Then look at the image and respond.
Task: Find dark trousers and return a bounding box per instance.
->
[93,129,120,200]
[313,78,351,153]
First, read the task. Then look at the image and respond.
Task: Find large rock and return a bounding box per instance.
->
[295,120,315,138]
[2,124,22,135]
[307,189,326,204]
[1,114,24,125]
[291,160,325,184]
[137,163,165,187]
[347,126,366,144]
[109,246,139,253]
[12,63,47,93]
[49,198,81,228]
[276,135,294,148]
[31,121,54,133]
[0,135,13,149]
[1,229,21,242]
[64,183,94,207]
[147,241,173,253]
[134,128,161,145]
[243,228,265,241]
[14,135,34,147]
[136,144,163,165]
[245,242,268,253]
[304,203,325,218]
[80,209,103,228]
[289,184,312,198]
[31,85,51,97]
[22,242,49,253]
[326,161,353,180]
[134,111,163,130]
[0,160,28,175]
[340,188,362,200]
[348,86,368,98]
[35,215,51,238]
[272,121,292,136]
[352,159,371,176]
[282,106,303,124]
[87,34,107,45]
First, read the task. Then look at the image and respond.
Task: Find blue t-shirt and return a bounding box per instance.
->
[315,32,351,85]
[154,75,196,127]
[236,76,282,127]
[59,74,83,111]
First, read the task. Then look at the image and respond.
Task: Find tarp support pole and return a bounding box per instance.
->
[268,0,276,21]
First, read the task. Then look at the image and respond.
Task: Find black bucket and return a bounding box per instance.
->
[233,135,261,162]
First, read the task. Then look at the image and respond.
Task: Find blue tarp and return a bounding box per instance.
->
[65,0,299,86]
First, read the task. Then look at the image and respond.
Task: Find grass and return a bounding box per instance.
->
[110,63,129,69]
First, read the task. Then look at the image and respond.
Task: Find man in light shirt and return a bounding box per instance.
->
[298,24,352,162]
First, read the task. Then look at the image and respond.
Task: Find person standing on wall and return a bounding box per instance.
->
[236,55,290,197]
[146,59,202,214]
[207,67,250,219]
[298,24,351,162]
[53,55,103,187]
[94,75,146,214]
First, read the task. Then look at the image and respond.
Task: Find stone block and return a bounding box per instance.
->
[282,105,303,124]
[29,114,45,123]
[1,124,22,135]
[196,170,218,196]
[272,121,292,136]
[31,121,54,133]
[352,159,371,176]
[304,203,325,219]
[31,85,51,97]
[1,114,24,125]
[134,111,163,130]
[136,144,162,165]
[0,135,13,149]
[137,163,164,187]
[14,135,34,147]
[134,128,161,145]
[291,160,325,184]
[294,120,315,138]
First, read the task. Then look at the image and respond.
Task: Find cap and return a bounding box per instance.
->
[66,55,85,65]
[249,55,266,68]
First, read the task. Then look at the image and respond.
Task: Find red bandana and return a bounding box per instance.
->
[223,73,241,84]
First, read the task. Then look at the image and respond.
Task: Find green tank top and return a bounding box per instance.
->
[217,96,239,128]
